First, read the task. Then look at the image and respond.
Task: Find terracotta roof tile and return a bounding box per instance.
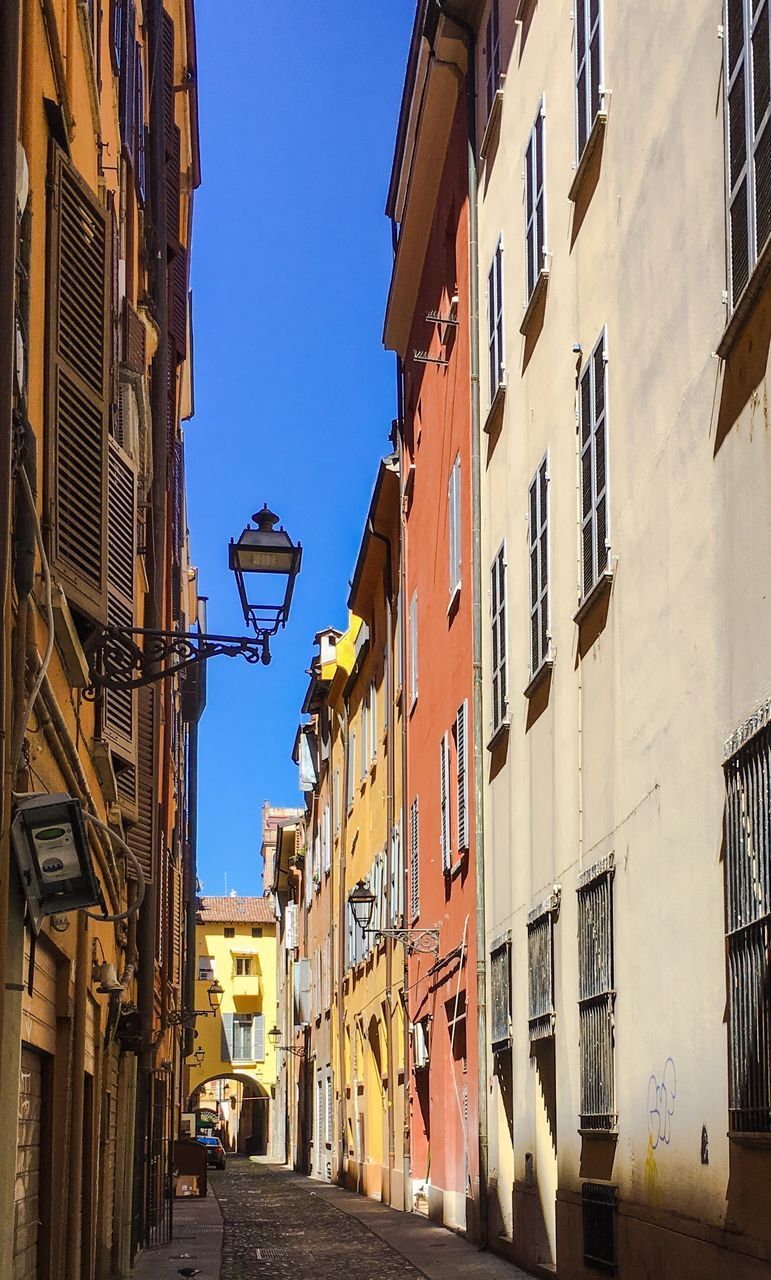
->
[196,895,275,924]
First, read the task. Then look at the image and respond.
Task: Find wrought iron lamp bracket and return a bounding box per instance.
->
[369,927,441,956]
[166,1008,215,1028]
[84,626,276,693]
[277,1043,308,1058]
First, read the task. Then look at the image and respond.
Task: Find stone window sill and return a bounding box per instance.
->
[487,717,510,752]
[569,110,608,204]
[524,657,553,700]
[520,269,549,336]
[717,234,771,359]
[483,376,507,435]
[480,84,505,160]
[573,568,613,626]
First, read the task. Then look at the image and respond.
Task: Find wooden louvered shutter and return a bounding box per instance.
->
[45,145,110,623]
[122,297,146,374]
[119,0,136,166]
[135,44,146,205]
[252,1014,265,1062]
[456,701,468,851]
[166,125,181,245]
[168,247,188,361]
[409,797,420,922]
[162,11,176,155]
[102,439,137,760]
[126,684,156,882]
[171,857,182,987]
[439,733,450,872]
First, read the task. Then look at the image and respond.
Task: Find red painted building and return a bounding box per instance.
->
[384,4,479,1236]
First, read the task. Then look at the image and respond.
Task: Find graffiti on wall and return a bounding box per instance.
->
[647,1057,676,1150]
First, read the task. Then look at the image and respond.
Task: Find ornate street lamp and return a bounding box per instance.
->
[193,1046,205,1068]
[346,880,440,956]
[84,504,301,691]
[166,980,224,1027]
[268,1024,307,1058]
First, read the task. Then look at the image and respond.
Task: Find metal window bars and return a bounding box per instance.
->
[577,858,615,1130]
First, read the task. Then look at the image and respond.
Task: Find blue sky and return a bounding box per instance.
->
[187,4,414,896]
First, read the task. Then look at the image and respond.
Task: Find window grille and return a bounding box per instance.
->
[578,860,615,1130]
[490,937,512,1049]
[448,455,461,598]
[525,100,547,300]
[409,590,419,707]
[528,900,556,1040]
[490,544,508,734]
[409,797,420,923]
[582,1182,617,1274]
[485,0,501,118]
[724,722,771,1132]
[723,0,771,310]
[439,733,451,872]
[529,454,550,677]
[487,238,505,406]
[455,702,469,851]
[574,0,604,160]
[579,331,610,601]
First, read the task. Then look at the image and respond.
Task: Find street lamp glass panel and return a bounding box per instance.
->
[268,1025,282,1048]
[348,879,375,931]
[207,979,224,1010]
[229,505,302,635]
[194,1048,205,1067]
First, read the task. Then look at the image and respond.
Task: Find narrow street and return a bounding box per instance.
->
[140,1158,534,1280]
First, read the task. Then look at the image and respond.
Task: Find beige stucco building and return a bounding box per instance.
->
[474,0,771,1276]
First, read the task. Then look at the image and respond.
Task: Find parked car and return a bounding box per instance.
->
[196,1135,226,1169]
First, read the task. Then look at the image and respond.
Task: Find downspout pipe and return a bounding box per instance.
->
[183,719,199,1062]
[433,2,489,1247]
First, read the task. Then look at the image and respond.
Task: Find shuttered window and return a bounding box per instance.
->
[490,543,508,735]
[528,905,556,1040]
[102,439,137,759]
[167,125,181,246]
[46,145,110,622]
[439,732,451,872]
[251,1013,265,1062]
[724,723,771,1132]
[485,0,501,118]
[724,0,771,309]
[162,10,176,153]
[528,453,550,677]
[448,454,461,598]
[455,701,469,851]
[575,0,604,160]
[347,728,356,810]
[118,0,137,167]
[579,331,610,601]
[409,797,420,923]
[135,44,146,204]
[578,861,615,1130]
[525,99,547,301]
[125,684,156,882]
[360,695,368,781]
[408,590,419,707]
[390,820,404,925]
[322,802,331,874]
[168,246,188,361]
[487,238,505,406]
[490,938,511,1049]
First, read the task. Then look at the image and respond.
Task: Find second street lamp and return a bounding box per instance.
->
[84,504,301,691]
[347,879,441,957]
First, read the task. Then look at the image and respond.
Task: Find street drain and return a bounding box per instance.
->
[255,1248,298,1261]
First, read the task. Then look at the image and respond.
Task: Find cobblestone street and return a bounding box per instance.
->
[210,1160,533,1280]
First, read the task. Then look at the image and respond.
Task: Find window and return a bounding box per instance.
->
[409,797,420,922]
[528,903,556,1040]
[455,701,469,852]
[528,453,550,677]
[368,679,378,764]
[285,903,298,952]
[235,957,253,977]
[724,0,771,310]
[412,1017,430,1070]
[724,722,771,1132]
[485,0,501,118]
[197,956,214,981]
[395,590,404,695]
[360,695,368,781]
[579,331,610,602]
[525,99,547,301]
[251,926,263,938]
[390,819,404,925]
[326,1072,334,1145]
[448,455,462,599]
[490,937,512,1049]
[322,802,331,874]
[345,899,368,968]
[224,926,235,938]
[233,1015,253,1062]
[408,590,419,707]
[577,859,615,1130]
[333,767,340,835]
[582,1183,618,1273]
[490,544,508,735]
[574,0,604,161]
[439,732,451,872]
[347,727,356,809]
[487,238,505,405]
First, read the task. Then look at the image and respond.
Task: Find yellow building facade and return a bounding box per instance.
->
[188,896,278,1155]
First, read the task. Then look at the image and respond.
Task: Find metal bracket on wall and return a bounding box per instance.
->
[84,625,272,692]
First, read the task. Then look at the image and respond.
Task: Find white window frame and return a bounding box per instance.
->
[723,0,771,312]
[439,731,451,872]
[408,589,419,709]
[369,678,378,764]
[235,956,253,977]
[574,0,604,163]
[524,97,547,303]
[232,1014,254,1063]
[529,452,551,678]
[578,328,610,603]
[490,542,508,736]
[487,237,505,406]
[484,0,501,120]
[448,454,462,601]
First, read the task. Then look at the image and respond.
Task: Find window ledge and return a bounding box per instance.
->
[447,583,461,616]
[487,717,510,752]
[483,376,507,435]
[728,1131,771,1147]
[568,110,608,203]
[717,234,771,359]
[492,1037,512,1054]
[480,83,505,160]
[578,1127,618,1140]
[573,568,613,626]
[524,657,553,700]
[451,851,468,878]
[520,269,549,336]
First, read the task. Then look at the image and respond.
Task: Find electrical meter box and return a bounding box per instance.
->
[11,793,102,933]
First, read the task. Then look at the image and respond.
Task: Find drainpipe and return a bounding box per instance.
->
[368,519,395,1205]
[336,708,350,1186]
[433,2,488,1246]
[65,913,90,1280]
[183,719,199,1061]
